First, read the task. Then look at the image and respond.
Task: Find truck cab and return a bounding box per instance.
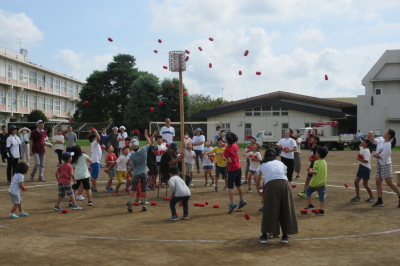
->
[256,130,280,148]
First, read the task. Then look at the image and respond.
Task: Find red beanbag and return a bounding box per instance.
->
[213,204,219,208]
[125,141,129,146]
[248,146,253,150]
[169,83,173,88]
[151,202,157,205]
[185,56,189,61]
[209,63,212,68]
[185,50,190,54]
[376,152,381,155]
[239,70,242,75]
[104,169,110,173]
[205,201,209,205]
[209,37,214,41]
[88,167,92,171]
[244,50,249,56]
[358,154,364,160]
[307,168,312,172]
[198,47,203,51]
[83,101,88,106]
[244,213,250,220]
[256,71,261,75]
[62,209,68,214]
[154,50,158,53]
[101,145,105,149]
[150,107,154,112]
[166,143,169,148]
[344,183,349,188]
[312,209,318,213]
[155,184,159,188]
[183,92,187,96]
[163,66,168,69]
[21,186,28,191]
[194,203,199,206]
[165,197,171,201]
[301,210,307,214]
[108,38,113,42]
[309,155,317,160]
[134,202,140,206]
[158,101,163,106]
[291,184,296,188]
[246,134,253,139]
[90,127,95,131]
[158,39,162,43]
[135,129,140,135]
[249,154,253,157]
[199,203,205,207]
[210,157,214,163]
[179,202,183,207]
[325,74,328,80]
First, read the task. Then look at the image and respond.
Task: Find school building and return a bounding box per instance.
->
[358,49,400,136]
[0,46,84,125]
[192,91,357,142]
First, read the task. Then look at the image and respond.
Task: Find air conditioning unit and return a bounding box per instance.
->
[39,86,44,91]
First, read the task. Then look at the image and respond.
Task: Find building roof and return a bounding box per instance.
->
[361,49,400,86]
[192,91,356,119]
[326,97,358,104]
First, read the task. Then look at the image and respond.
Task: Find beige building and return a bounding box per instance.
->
[0,46,84,124]
[358,49,400,136]
[193,91,357,142]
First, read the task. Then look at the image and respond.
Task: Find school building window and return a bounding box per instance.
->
[20,93,27,107]
[19,68,24,81]
[29,71,37,84]
[8,91,17,111]
[47,77,53,89]
[7,64,12,79]
[245,105,288,116]
[46,98,53,110]
[38,74,45,87]
[305,123,314,128]
[61,81,67,92]
[67,82,72,95]
[38,97,45,109]
[61,101,66,112]
[29,95,37,108]
[0,89,5,104]
[244,123,252,141]
[74,85,78,96]
[54,78,60,94]
[55,99,60,116]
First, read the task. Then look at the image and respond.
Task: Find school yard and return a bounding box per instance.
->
[1,147,400,266]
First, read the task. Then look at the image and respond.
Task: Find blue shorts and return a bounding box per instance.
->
[90,163,100,179]
[203,165,213,170]
[306,185,326,202]
[228,168,242,189]
[249,170,258,175]
[356,164,371,180]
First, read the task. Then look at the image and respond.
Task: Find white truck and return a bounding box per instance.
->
[256,130,281,148]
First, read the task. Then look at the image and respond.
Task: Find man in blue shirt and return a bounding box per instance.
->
[214,126,226,143]
[126,129,152,212]
[99,128,110,167]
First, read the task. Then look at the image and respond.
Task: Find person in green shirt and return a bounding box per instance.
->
[303,147,328,216]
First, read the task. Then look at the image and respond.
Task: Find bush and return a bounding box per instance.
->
[26,110,52,134]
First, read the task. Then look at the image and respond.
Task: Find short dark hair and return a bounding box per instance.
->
[317,147,328,159]
[68,126,72,129]
[216,126,221,130]
[122,146,129,151]
[217,137,224,143]
[288,128,294,135]
[102,128,106,130]
[106,144,113,151]
[15,161,29,174]
[58,129,62,132]
[88,133,96,142]
[2,125,6,129]
[225,132,238,145]
[155,135,163,140]
[168,166,179,175]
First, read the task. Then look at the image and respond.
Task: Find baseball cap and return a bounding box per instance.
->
[119,126,126,130]
[169,142,179,152]
[62,152,74,161]
[36,120,44,125]
[130,139,140,150]
[251,136,257,141]
[310,134,320,142]
[112,126,118,130]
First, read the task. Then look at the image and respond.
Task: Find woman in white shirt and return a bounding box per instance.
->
[255,147,298,244]
[192,128,205,173]
[369,130,400,208]
[6,125,21,185]
[54,129,65,166]
[18,127,31,165]
[277,129,297,182]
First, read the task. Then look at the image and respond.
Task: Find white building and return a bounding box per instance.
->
[358,49,400,136]
[193,91,357,142]
[0,46,84,124]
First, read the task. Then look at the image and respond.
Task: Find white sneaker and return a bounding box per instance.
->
[76,195,85,201]
[190,181,193,187]
[2,162,6,166]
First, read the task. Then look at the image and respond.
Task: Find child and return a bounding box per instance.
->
[168,166,191,221]
[156,135,167,187]
[185,142,196,186]
[126,129,152,212]
[147,133,159,191]
[224,132,247,214]
[298,135,319,197]
[351,139,374,202]
[8,161,30,218]
[54,152,82,211]
[202,140,215,186]
[88,128,102,197]
[207,137,227,192]
[242,136,257,185]
[184,132,192,145]
[71,145,93,206]
[114,146,132,196]
[369,129,400,207]
[243,143,262,193]
[104,145,117,192]
[304,147,328,216]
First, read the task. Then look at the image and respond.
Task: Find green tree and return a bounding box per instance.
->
[27,110,52,133]
[124,73,161,132]
[187,94,229,120]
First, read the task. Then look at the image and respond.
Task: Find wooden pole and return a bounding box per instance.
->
[179,70,185,175]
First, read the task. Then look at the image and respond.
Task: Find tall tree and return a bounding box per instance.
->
[27,110,52,133]
[124,73,161,132]
[157,78,190,122]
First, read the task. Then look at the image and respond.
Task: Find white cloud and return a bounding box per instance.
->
[0,10,44,49]
[292,28,326,45]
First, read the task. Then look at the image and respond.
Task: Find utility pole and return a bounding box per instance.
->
[16,38,27,50]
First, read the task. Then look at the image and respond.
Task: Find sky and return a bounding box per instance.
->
[1,0,400,101]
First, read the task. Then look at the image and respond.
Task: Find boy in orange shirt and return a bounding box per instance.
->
[105,145,117,192]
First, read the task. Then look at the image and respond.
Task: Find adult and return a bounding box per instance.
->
[64,126,77,153]
[356,130,364,140]
[117,126,128,155]
[256,147,298,244]
[292,129,302,179]
[160,118,175,144]
[277,129,297,182]
[30,120,48,182]
[99,128,110,167]
[54,129,65,166]
[6,125,21,185]
[160,142,185,184]
[214,126,226,143]
[18,127,31,165]
[0,125,9,166]
[192,128,205,173]
[109,126,120,157]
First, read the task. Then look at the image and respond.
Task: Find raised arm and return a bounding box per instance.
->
[368,131,375,144]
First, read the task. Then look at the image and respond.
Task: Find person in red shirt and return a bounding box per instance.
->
[104,145,118,192]
[224,132,247,214]
[30,120,47,182]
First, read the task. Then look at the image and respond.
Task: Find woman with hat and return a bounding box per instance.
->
[6,125,21,185]
[256,146,298,244]
[18,127,31,165]
[192,128,205,174]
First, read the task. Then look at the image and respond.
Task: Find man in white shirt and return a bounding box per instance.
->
[117,126,128,154]
[168,166,191,221]
[160,118,175,144]
[292,130,302,179]
[277,129,297,182]
[192,128,205,173]
[356,130,363,139]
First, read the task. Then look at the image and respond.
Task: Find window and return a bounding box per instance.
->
[375,88,382,95]
[38,97,45,109]
[221,123,230,132]
[244,123,252,141]
[305,123,314,128]
[7,64,12,79]
[29,71,37,84]
[74,103,76,111]
[245,105,288,116]
[281,123,289,138]
[262,106,272,116]
[47,77,53,89]
[38,74,45,87]
[253,107,261,116]
[245,108,252,116]
[19,68,24,81]
[20,117,27,122]
[281,108,289,116]
[67,82,72,96]
[46,98,53,110]
[55,99,60,116]
[0,89,5,104]
[74,85,78,96]
[29,95,37,108]
[79,86,82,94]
[61,81,67,92]
[8,91,17,111]
[54,78,60,94]
[61,101,66,112]
[20,93,27,107]
[67,101,73,111]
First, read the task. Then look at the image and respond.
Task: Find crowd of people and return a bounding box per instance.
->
[2,118,399,244]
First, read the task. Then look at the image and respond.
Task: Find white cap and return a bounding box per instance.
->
[112,126,118,130]
[36,120,44,125]
[119,126,126,130]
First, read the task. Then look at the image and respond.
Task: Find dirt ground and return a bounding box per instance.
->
[1,147,400,266]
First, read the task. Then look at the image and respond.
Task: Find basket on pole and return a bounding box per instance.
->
[169,51,186,175]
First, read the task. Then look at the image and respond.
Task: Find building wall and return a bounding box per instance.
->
[206,109,331,142]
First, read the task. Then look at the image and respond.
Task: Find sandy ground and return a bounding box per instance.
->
[1,147,400,266]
